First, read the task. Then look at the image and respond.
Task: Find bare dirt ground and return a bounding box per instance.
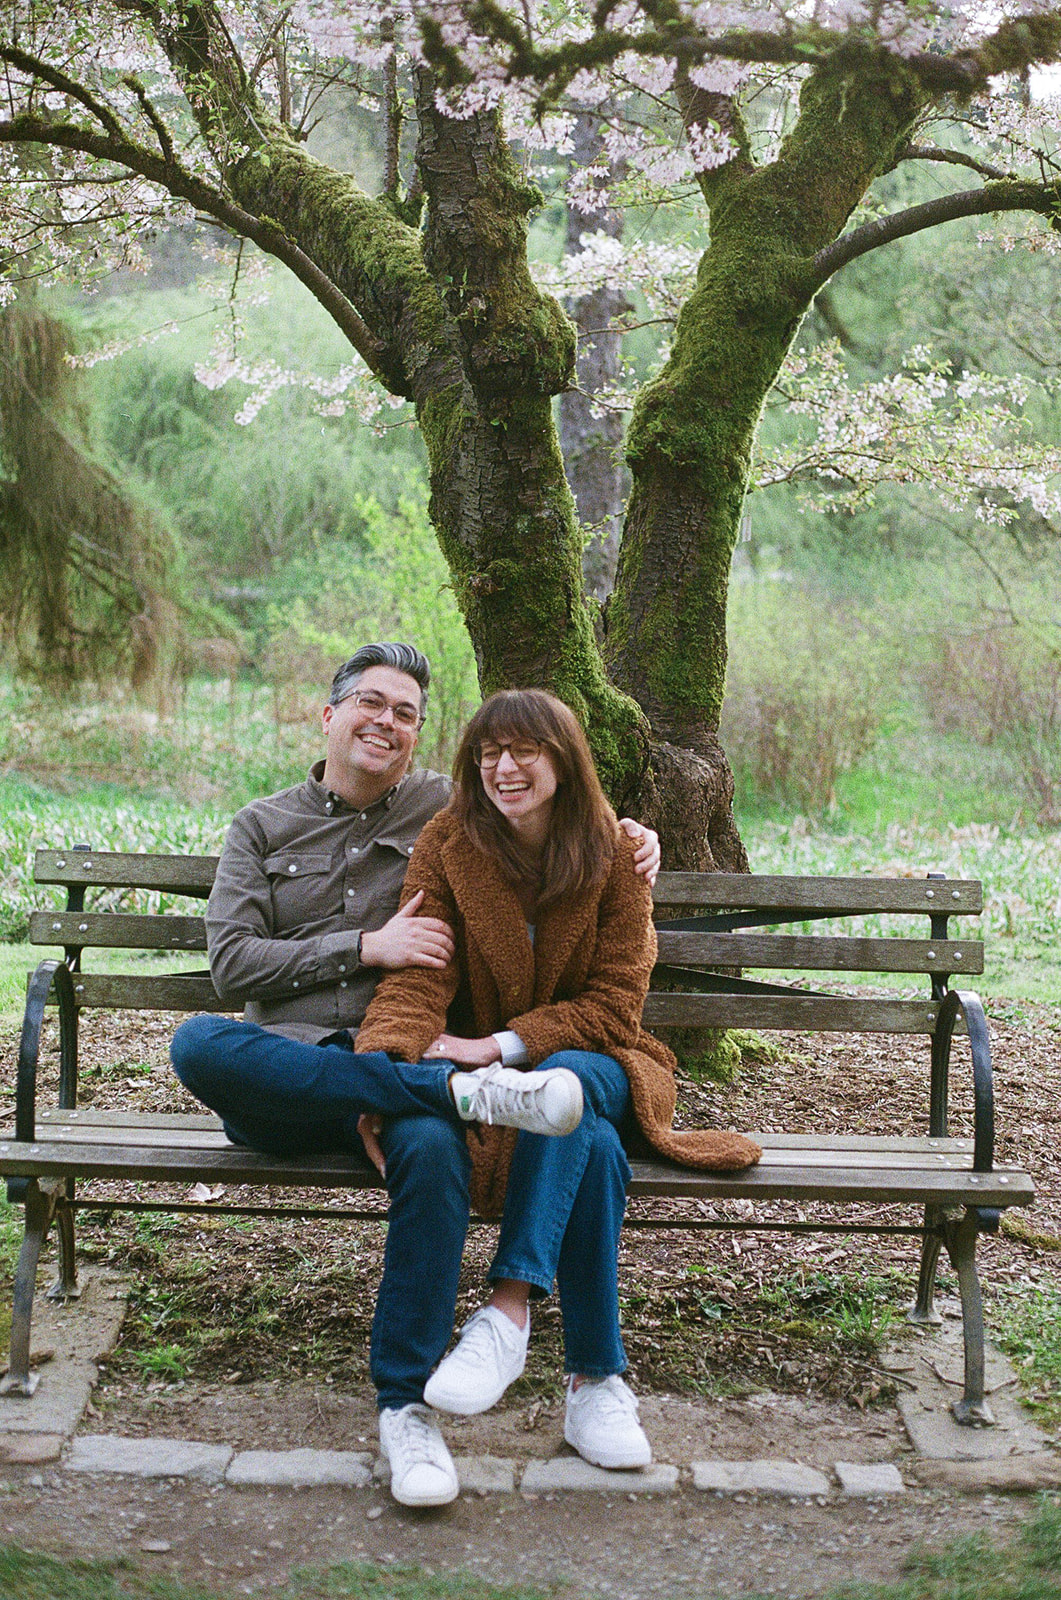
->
[0,999,1058,1597]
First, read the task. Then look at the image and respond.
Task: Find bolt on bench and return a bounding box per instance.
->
[1,847,1034,1424]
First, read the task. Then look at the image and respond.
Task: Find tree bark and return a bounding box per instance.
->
[558,115,630,607]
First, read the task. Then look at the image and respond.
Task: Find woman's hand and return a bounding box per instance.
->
[618,819,661,885]
[423,1032,501,1068]
[357,1113,386,1178]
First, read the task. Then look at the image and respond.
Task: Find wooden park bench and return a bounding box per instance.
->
[1,847,1034,1427]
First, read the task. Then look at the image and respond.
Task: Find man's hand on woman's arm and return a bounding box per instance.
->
[359,890,455,969]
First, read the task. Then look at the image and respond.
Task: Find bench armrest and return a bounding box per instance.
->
[15,959,79,1147]
[931,988,993,1172]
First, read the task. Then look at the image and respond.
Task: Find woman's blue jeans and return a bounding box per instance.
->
[170,1016,630,1407]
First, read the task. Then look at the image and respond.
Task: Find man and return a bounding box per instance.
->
[171,642,659,1508]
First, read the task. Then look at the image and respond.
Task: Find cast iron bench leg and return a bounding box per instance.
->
[0,1178,63,1397]
[47,1183,80,1305]
[910,1205,945,1326]
[942,1207,994,1426]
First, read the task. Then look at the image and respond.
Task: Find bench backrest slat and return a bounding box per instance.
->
[65,974,219,1011]
[30,912,207,952]
[655,930,983,975]
[643,993,948,1033]
[653,871,982,914]
[34,850,218,895]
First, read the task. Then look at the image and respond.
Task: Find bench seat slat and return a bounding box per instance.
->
[0,1136,1032,1207]
[33,1111,977,1156]
[654,872,983,914]
[655,931,982,975]
[10,1122,983,1168]
[30,912,208,952]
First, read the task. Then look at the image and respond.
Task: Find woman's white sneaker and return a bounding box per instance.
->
[378,1403,459,1506]
[449,1065,583,1135]
[564,1374,652,1469]
[424,1305,529,1415]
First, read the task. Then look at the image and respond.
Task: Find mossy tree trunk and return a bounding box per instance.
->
[603,53,926,864]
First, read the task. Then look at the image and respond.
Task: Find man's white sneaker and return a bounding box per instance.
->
[449,1064,583,1136]
[424,1305,529,1415]
[564,1374,652,1469]
[378,1403,459,1506]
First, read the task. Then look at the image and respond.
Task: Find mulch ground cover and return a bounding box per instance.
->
[2,997,1058,1416]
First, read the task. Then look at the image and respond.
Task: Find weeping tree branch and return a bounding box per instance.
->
[901,143,1009,182]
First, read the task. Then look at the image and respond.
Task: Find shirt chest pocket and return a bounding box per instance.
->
[264,851,333,914]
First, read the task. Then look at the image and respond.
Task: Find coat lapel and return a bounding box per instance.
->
[531,881,599,1003]
[440,827,535,1019]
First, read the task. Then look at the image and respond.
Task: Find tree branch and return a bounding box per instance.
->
[121,74,175,164]
[0,44,126,140]
[811,179,1061,283]
[901,143,1010,182]
[0,113,387,376]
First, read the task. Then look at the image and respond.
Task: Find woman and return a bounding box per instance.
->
[357,689,760,1475]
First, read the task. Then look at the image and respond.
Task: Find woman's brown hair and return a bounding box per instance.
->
[450,689,617,906]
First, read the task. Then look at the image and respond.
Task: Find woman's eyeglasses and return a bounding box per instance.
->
[474,739,542,769]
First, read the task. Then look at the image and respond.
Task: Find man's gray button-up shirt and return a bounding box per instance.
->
[205,761,452,1043]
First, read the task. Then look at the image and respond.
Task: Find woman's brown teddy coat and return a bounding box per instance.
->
[356,809,761,1216]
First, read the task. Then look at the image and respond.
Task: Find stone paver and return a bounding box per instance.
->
[227,1448,373,1488]
[0,1432,64,1464]
[913,1453,1061,1493]
[0,1271,127,1437]
[692,1460,831,1497]
[886,1319,1048,1463]
[834,1461,906,1496]
[65,1434,233,1484]
[457,1455,516,1493]
[520,1459,679,1494]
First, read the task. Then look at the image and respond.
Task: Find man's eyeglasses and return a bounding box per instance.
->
[474,739,542,769]
[345,689,423,729]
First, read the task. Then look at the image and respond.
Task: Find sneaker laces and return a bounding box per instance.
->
[574,1375,640,1422]
[465,1064,535,1127]
[456,1306,523,1363]
[390,1405,448,1468]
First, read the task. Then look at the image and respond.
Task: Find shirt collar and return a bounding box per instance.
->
[306,761,403,816]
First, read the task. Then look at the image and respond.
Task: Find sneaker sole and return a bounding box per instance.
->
[564,1424,652,1470]
[390,1476,460,1507]
[424,1364,525,1416]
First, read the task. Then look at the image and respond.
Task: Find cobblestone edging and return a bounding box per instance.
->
[58,1434,908,1497]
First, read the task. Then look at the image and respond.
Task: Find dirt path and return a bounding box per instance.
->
[0,1383,1033,1600]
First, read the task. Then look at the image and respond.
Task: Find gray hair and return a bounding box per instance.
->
[328,642,431,715]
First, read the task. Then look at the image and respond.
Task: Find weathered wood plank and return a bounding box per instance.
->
[0,1137,1031,1206]
[62,974,222,1011]
[653,872,982,915]
[34,850,218,896]
[30,912,207,952]
[642,994,947,1032]
[36,1112,980,1157]
[654,931,983,974]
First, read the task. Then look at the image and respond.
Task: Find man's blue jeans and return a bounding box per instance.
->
[170,1017,631,1407]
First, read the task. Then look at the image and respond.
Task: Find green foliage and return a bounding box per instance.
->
[258,492,478,771]
[925,625,1061,825]
[722,580,891,813]
[822,1496,1061,1600]
[992,1278,1061,1430]
[0,1546,558,1600]
[0,306,187,694]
